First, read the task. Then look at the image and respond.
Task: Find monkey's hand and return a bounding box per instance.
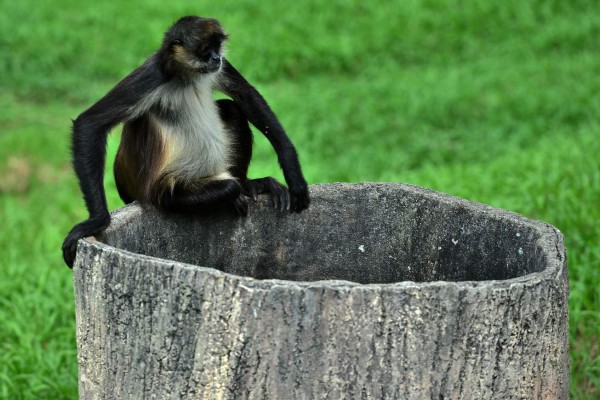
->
[289,182,310,213]
[62,215,110,268]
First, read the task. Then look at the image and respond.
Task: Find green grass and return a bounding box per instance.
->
[1,0,598,398]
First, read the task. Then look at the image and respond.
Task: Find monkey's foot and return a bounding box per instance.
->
[243,177,290,212]
[233,195,248,217]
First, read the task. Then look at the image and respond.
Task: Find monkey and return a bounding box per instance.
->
[62,16,310,267]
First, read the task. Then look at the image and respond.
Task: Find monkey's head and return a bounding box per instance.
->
[160,16,228,77]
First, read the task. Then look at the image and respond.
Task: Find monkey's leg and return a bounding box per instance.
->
[114,146,134,204]
[158,179,244,215]
[217,99,291,212]
[114,172,136,204]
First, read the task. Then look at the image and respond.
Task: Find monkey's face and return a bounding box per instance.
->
[165,16,228,75]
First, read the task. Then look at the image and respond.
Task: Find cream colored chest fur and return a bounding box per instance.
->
[136,75,231,182]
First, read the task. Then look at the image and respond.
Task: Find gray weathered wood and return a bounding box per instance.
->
[74,183,569,399]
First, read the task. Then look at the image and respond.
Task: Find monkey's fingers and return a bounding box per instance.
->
[62,237,78,268]
[62,229,86,268]
[62,216,111,268]
[289,186,310,213]
[275,188,289,212]
[250,186,259,201]
[268,182,289,212]
[282,188,290,212]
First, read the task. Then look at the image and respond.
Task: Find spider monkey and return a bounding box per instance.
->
[62,16,310,267]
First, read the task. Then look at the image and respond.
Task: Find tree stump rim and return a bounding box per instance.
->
[76,197,566,291]
[77,182,567,290]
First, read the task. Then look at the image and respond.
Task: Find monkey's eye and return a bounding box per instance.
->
[171,39,183,46]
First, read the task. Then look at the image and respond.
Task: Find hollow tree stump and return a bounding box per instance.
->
[73,183,569,399]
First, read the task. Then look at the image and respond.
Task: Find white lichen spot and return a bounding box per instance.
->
[516,232,521,237]
[358,245,365,253]
[452,238,458,245]
[438,246,442,250]
[253,308,258,319]
[518,247,524,255]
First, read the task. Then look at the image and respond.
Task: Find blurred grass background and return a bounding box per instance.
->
[0,0,598,398]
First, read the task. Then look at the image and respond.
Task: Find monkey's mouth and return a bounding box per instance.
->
[198,61,221,74]
[204,64,221,73]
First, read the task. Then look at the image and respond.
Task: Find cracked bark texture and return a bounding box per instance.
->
[73,183,569,399]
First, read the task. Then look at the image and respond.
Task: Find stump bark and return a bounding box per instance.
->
[73,183,570,399]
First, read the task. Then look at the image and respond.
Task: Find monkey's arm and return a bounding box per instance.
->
[62,59,164,268]
[218,59,310,212]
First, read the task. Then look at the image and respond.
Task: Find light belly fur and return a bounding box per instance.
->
[152,79,232,183]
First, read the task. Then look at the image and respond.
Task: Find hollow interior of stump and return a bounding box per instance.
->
[99,190,547,284]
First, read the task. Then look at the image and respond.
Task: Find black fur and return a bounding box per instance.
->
[62,17,310,268]
[218,60,310,212]
[217,99,294,212]
[159,179,242,214]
